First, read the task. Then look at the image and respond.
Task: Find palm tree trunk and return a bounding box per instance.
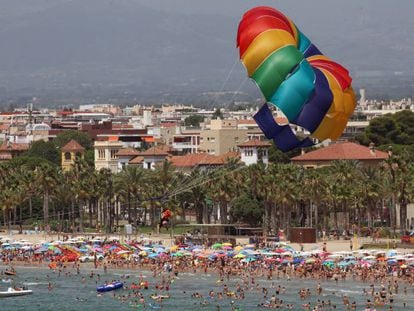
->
[89,200,93,228]
[79,201,84,232]
[71,200,75,232]
[400,200,407,231]
[128,192,132,224]
[43,190,49,225]
[8,209,12,233]
[202,202,209,224]
[116,197,120,230]
[29,197,32,218]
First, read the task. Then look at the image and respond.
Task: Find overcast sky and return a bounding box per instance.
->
[0,0,412,102]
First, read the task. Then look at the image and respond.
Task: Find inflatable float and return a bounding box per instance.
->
[96,282,123,293]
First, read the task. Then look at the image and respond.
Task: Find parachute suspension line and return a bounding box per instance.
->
[209,55,239,109]
[166,51,241,195]
[170,73,249,197]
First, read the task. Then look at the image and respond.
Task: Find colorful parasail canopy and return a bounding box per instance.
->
[237,6,356,151]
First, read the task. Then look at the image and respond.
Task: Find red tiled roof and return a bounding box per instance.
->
[116,148,140,157]
[237,140,271,148]
[138,145,172,156]
[0,124,10,131]
[169,151,240,168]
[128,156,144,164]
[169,153,211,168]
[61,139,85,152]
[0,142,29,151]
[237,120,257,125]
[160,122,177,128]
[291,142,389,162]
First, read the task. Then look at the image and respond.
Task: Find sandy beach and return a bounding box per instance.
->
[2,231,411,254]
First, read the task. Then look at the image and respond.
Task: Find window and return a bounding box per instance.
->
[244,148,253,157]
[64,152,71,161]
[75,152,82,160]
[98,149,105,159]
[110,149,118,159]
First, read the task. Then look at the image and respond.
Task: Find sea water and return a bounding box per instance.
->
[0,265,412,310]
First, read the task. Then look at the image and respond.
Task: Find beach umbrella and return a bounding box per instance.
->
[212,243,223,249]
[171,252,184,257]
[241,257,256,263]
[244,244,255,249]
[138,250,147,257]
[234,253,246,259]
[323,261,335,268]
[234,246,243,252]
[117,250,131,255]
[222,242,233,247]
[305,258,316,264]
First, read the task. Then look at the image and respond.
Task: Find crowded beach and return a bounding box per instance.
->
[1,233,413,310]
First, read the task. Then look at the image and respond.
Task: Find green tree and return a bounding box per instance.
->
[357,110,414,146]
[54,130,93,150]
[231,194,263,226]
[25,140,60,165]
[34,163,58,226]
[184,115,204,127]
[212,108,223,120]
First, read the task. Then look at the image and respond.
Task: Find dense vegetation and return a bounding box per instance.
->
[1,130,413,234]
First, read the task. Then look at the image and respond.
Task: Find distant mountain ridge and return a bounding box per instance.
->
[0,0,412,106]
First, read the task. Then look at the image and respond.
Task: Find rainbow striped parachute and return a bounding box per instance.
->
[237,6,356,151]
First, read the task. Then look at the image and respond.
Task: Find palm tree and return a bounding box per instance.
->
[303,168,328,230]
[385,152,414,231]
[327,160,361,231]
[115,165,148,228]
[34,163,58,227]
[355,166,382,229]
[19,168,37,218]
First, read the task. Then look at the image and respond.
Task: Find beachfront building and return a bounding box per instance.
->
[137,145,173,170]
[199,119,248,156]
[291,141,389,168]
[169,152,240,172]
[94,138,124,173]
[0,140,29,162]
[172,129,200,154]
[116,148,140,171]
[238,140,271,166]
[61,139,85,171]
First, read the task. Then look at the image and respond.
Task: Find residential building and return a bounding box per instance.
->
[199,119,248,155]
[0,140,29,161]
[291,141,389,168]
[137,145,173,170]
[116,148,140,171]
[238,140,271,166]
[94,138,124,173]
[172,129,200,154]
[61,139,85,171]
[169,152,240,172]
